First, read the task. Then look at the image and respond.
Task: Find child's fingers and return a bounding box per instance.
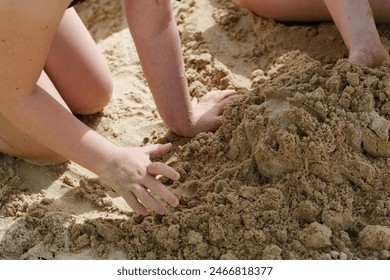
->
[218,89,239,100]
[216,94,242,114]
[142,174,180,208]
[147,162,180,181]
[120,188,149,216]
[118,177,178,215]
[202,90,237,102]
[130,183,168,215]
[144,143,173,158]
[145,162,180,209]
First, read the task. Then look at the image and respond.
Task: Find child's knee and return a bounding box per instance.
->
[89,78,113,113]
[74,77,113,115]
[233,0,251,9]
[233,0,282,20]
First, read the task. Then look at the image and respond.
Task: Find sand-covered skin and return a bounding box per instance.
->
[1,0,390,260]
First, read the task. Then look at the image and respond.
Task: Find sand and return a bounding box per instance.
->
[1,0,390,260]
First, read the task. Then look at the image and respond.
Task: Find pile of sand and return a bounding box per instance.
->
[1,0,390,260]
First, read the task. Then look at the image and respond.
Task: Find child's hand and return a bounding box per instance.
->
[189,89,240,136]
[99,143,180,215]
[349,46,390,68]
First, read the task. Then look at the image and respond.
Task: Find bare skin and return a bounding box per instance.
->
[233,0,390,67]
[0,0,239,215]
[324,0,389,67]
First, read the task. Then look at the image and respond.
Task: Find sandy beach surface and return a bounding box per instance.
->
[1,0,390,260]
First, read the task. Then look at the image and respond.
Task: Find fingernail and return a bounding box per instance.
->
[172,198,180,207]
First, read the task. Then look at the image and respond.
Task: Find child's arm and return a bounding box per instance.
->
[324,0,389,67]
[125,0,238,137]
[0,1,179,215]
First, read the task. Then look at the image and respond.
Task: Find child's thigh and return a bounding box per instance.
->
[234,0,331,21]
[45,8,113,115]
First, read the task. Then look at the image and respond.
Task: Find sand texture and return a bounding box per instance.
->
[1,0,390,260]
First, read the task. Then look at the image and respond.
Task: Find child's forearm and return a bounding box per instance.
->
[125,0,194,136]
[324,0,379,52]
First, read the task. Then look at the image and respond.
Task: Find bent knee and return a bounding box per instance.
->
[79,86,113,115]
[72,78,113,115]
[233,0,251,9]
[233,0,287,20]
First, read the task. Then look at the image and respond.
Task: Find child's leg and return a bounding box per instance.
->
[234,0,390,66]
[233,0,390,23]
[44,8,113,115]
[0,8,113,163]
[233,0,331,22]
